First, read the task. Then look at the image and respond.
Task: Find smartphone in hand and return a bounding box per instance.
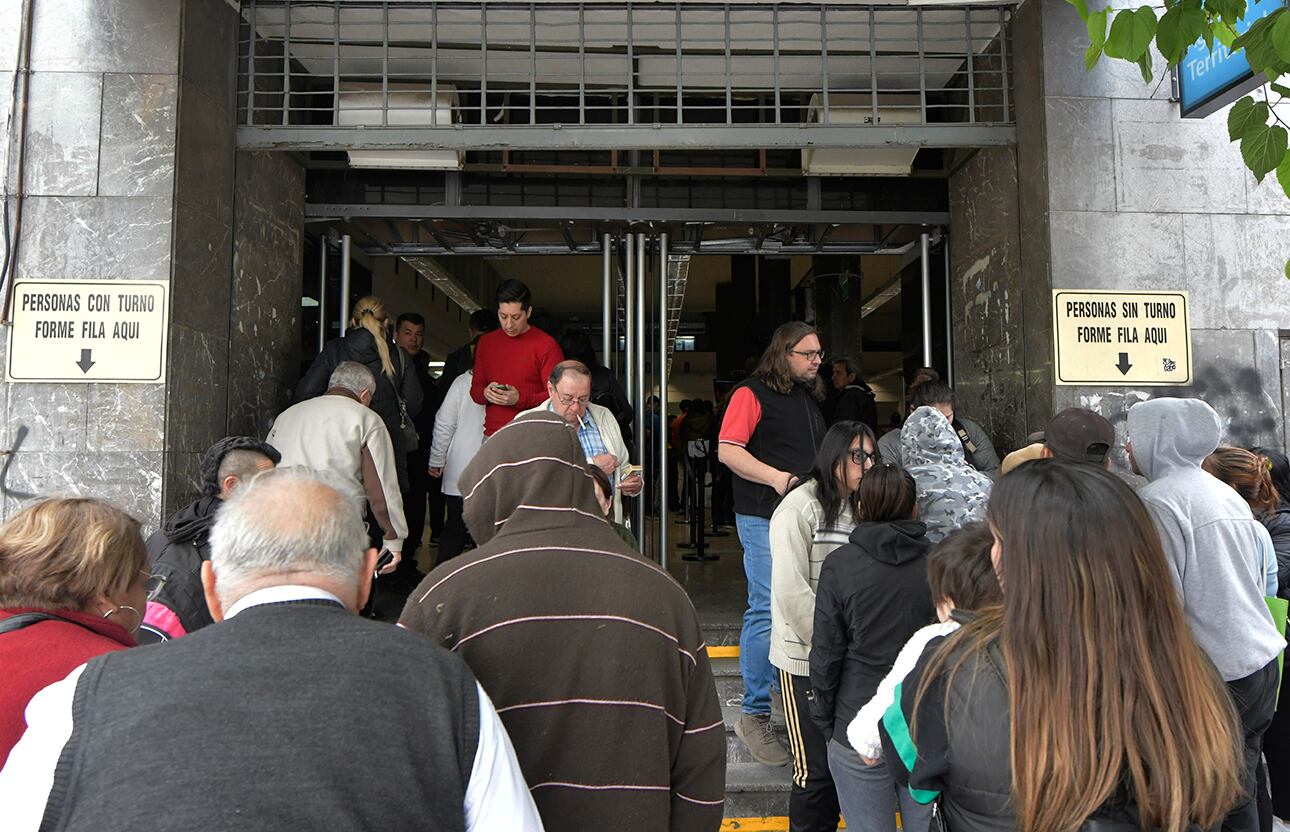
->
[373,549,394,579]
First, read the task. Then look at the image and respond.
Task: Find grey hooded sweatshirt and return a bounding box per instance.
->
[1128,397,1285,681]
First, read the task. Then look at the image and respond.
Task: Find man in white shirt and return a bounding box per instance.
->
[0,467,543,832]
[268,361,407,573]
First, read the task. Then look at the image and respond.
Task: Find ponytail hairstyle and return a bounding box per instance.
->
[853,463,917,522]
[1203,445,1279,517]
[349,295,395,380]
[1250,446,1290,508]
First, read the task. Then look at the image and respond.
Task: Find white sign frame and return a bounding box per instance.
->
[6,280,170,384]
[1052,289,1192,387]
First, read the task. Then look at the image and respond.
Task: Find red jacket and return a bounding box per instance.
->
[0,607,134,766]
[470,327,563,436]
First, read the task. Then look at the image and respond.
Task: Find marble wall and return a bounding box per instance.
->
[228,150,305,440]
[0,0,181,530]
[951,0,1290,457]
[2,0,305,528]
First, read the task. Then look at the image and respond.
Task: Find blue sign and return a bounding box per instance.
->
[1178,0,1285,117]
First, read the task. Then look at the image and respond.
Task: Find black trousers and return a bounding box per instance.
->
[436,496,470,566]
[1225,659,1280,832]
[426,468,445,539]
[1263,659,1290,820]
[780,669,841,832]
[402,449,430,561]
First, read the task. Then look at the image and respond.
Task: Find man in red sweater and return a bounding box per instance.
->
[470,279,564,436]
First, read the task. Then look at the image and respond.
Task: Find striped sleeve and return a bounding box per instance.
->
[671,635,727,826]
[878,636,952,805]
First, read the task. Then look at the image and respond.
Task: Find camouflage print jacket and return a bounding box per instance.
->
[901,407,992,544]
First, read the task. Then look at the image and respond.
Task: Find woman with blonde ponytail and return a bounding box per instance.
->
[880,459,1244,832]
[295,294,423,489]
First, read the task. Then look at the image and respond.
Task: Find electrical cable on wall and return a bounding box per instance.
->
[0,0,35,326]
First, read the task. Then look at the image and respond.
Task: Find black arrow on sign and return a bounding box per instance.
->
[1115,352,1132,375]
[75,348,95,374]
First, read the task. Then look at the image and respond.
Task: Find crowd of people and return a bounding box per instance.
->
[0,293,1288,832]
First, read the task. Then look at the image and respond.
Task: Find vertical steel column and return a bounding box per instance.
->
[964,8,977,121]
[920,232,932,367]
[340,234,352,335]
[317,236,328,352]
[772,5,781,124]
[999,8,1011,123]
[868,7,878,123]
[602,234,612,365]
[944,238,954,386]
[430,3,439,125]
[381,3,389,125]
[246,1,257,125]
[625,232,636,410]
[635,233,648,555]
[819,6,829,123]
[657,233,670,570]
[480,4,488,125]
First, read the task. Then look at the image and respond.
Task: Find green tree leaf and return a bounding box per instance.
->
[1241,123,1288,182]
[1086,9,1110,69]
[1273,82,1290,98]
[1105,7,1159,60]
[1277,152,1290,201]
[1137,50,1155,82]
[1157,3,1209,62]
[1206,0,1247,27]
[1066,0,1090,21]
[1215,21,1240,48]
[1285,258,1290,281]
[1272,9,1290,63]
[1228,97,1267,141]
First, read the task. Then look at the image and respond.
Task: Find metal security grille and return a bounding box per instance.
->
[237,1,1015,150]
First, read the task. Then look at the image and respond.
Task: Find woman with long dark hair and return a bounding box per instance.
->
[810,464,934,832]
[768,420,876,829]
[1250,446,1290,824]
[882,460,1244,832]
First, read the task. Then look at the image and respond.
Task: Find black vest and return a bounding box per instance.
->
[40,600,479,832]
[733,378,826,518]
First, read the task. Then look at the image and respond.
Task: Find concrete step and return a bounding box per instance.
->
[703,622,742,648]
[724,762,792,818]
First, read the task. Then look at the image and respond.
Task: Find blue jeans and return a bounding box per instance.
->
[737,513,774,715]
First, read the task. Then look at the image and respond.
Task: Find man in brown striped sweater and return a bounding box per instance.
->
[401,411,726,831]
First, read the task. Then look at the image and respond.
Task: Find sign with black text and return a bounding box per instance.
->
[1053,290,1191,386]
[6,280,169,383]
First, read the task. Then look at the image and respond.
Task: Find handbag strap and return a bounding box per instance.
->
[0,612,83,636]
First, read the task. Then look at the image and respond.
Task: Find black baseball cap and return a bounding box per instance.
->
[1043,408,1116,465]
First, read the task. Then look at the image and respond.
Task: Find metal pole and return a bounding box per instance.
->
[920,232,932,367]
[658,232,669,570]
[340,233,352,335]
[317,235,328,352]
[944,238,954,386]
[602,234,612,366]
[625,233,636,407]
[636,233,647,556]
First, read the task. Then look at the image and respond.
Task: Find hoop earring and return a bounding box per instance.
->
[102,604,141,634]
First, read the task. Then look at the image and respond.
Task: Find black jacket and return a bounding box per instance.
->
[139,496,221,644]
[1265,503,1290,600]
[731,378,827,518]
[882,627,1179,832]
[295,328,423,487]
[439,339,476,393]
[809,519,933,745]
[408,350,441,454]
[590,364,634,448]
[832,383,878,432]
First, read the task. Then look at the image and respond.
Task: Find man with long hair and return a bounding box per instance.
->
[717,321,828,767]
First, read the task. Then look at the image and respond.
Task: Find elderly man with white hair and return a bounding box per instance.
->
[268,360,407,574]
[0,467,543,832]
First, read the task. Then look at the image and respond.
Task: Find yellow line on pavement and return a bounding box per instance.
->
[720,818,846,831]
[707,645,740,658]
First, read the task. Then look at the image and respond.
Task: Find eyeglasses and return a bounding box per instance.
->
[789,349,825,362]
[141,571,166,602]
[555,393,590,408]
[848,449,878,465]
